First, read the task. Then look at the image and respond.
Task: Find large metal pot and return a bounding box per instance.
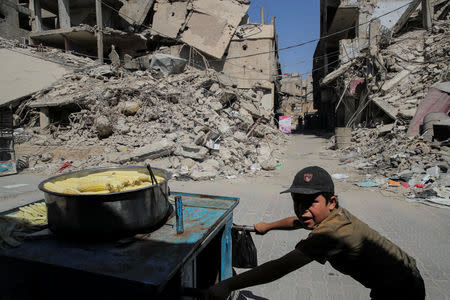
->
[38,166,171,238]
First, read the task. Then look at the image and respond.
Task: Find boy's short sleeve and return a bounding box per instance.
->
[295,225,344,264]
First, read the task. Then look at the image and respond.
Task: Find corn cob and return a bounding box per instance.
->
[77,181,109,193]
[44,182,80,194]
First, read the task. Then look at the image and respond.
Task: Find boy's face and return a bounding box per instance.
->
[292,193,336,230]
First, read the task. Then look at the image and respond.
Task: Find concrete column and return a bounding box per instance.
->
[422,0,432,30]
[96,0,104,63]
[39,107,50,129]
[30,0,42,32]
[57,0,71,28]
[369,19,380,56]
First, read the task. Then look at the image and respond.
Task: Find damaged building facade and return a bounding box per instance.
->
[0,0,281,120]
[0,0,287,179]
[279,74,315,131]
[312,0,449,129]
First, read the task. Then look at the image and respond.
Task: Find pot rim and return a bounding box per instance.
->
[38,165,172,197]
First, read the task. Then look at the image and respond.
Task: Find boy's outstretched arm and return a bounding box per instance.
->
[254,216,301,234]
[207,249,312,300]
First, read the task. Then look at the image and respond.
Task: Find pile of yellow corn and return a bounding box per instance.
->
[44,170,164,195]
[0,202,47,248]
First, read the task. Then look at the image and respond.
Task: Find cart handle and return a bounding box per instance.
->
[232,224,256,232]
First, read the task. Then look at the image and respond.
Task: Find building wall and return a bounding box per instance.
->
[312,0,411,129]
[0,0,30,40]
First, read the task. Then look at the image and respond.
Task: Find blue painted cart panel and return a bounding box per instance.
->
[0,192,239,294]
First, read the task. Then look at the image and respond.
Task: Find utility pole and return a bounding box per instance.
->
[95,0,104,63]
[260,7,265,24]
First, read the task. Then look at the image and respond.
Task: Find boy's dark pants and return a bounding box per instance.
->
[370,267,425,300]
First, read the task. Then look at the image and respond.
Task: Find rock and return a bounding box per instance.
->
[169,156,181,169]
[209,83,220,93]
[238,108,254,129]
[95,115,113,138]
[190,168,218,181]
[145,157,171,169]
[40,153,53,162]
[180,158,196,168]
[174,144,208,161]
[124,54,139,70]
[119,101,140,115]
[209,101,223,111]
[233,131,247,143]
[115,118,130,134]
[259,157,277,171]
[200,159,220,171]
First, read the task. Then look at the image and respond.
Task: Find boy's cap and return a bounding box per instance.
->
[281,166,334,195]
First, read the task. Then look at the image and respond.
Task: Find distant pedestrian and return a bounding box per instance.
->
[206,166,425,300]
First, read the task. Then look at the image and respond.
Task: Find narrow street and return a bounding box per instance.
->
[172,133,450,300]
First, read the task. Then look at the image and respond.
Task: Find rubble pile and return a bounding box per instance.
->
[332,19,450,204]
[11,49,287,180]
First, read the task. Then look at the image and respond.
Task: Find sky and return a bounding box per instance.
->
[247,1,321,79]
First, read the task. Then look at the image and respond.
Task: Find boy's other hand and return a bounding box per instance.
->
[254,222,270,234]
[206,281,231,300]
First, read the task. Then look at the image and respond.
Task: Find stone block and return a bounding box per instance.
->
[174,144,208,161]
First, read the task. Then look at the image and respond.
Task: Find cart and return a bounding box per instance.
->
[0,191,239,299]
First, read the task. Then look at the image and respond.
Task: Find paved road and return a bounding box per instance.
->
[1,134,449,299]
[172,133,450,300]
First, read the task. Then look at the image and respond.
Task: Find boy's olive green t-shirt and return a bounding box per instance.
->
[295,207,418,290]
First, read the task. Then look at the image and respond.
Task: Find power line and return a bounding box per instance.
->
[223,1,414,61]
[99,0,414,63]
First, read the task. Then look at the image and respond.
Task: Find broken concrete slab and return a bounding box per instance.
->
[119,0,155,26]
[152,1,188,39]
[174,144,208,161]
[0,49,69,107]
[179,0,249,59]
[372,97,399,120]
[110,139,176,163]
[381,69,411,94]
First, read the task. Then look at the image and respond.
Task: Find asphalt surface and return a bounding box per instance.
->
[172,133,450,300]
[1,133,449,299]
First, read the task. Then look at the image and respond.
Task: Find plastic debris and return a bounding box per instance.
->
[57,161,73,173]
[389,180,401,187]
[356,180,379,187]
[332,174,349,179]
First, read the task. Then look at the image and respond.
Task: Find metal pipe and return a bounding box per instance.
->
[175,196,184,234]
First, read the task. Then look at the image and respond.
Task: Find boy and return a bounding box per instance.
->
[207,166,425,300]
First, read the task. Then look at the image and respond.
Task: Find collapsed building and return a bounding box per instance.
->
[279,74,316,131]
[313,0,450,204]
[0,0,288,180]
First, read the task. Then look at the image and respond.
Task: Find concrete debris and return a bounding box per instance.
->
[313,1,450,200]
[149,54,187,77]
[8,47,286,180]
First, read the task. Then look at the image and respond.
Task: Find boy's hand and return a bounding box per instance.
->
[254,222,270,234]
[206,281,231,300]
